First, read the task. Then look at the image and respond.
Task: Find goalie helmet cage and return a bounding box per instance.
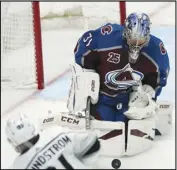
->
[1,1,126,90]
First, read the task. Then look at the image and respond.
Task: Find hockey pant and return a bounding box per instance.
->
[90,93,129,122]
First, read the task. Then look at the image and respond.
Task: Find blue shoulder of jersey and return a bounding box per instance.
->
[93,23,125,49]
[79,23,125,51]
[142,34,170,72]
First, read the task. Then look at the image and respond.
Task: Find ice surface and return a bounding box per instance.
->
[1,2,175,169]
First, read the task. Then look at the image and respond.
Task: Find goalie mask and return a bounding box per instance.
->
[123,12,151,64]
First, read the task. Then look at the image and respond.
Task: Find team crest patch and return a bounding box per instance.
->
[101,24,113,35]
[104,64,144,90]
[159,42,166,55]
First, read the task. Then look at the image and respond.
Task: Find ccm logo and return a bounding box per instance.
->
[43,117,54,123]
[61,116,79,125]
[160,105,169,109]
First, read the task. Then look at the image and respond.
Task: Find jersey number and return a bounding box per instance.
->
[107,52,120,64]
[46,154,73,169]
[83,33,92,47]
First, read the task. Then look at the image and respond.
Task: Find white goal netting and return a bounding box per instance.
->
[1,2,36,89]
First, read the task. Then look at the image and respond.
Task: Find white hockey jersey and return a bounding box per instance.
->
[11,126,99,169]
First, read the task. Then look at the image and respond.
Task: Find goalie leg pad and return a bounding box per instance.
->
[39,112,158,157]
[125,117,155,156]
[155,100,174,135]
[91,120,125,157]
[39,112,126,157]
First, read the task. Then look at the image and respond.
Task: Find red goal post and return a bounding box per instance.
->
[119,1,126,25]
[32,2,44,90]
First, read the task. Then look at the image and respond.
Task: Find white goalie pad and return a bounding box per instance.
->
[67,63,100,114]
[39,112,157,157]
[155,100,174,135]
[39,112,125,157]
[92,121,125,157]
[125,117,155,156]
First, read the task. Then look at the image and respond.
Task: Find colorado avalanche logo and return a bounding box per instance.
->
[104,64,144,90]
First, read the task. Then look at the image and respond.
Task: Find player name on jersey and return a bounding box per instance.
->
[26,134,71,169]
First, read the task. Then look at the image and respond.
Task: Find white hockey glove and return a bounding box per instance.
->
[124,84,158,120]
[61,130,100,168]
[73,131,100,166]
[67,63,100,115]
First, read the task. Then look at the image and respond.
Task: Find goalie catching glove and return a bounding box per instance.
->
[124,84,158,120]
[67,63,100,114]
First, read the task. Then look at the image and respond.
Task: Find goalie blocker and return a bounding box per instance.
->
[67,63,100,114]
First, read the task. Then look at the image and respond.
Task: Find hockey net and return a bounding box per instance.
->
[1,2,126,90]
[1,2,44,89]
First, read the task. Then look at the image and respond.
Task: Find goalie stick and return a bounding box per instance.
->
[85,97,91,130]
[59,97,92,130]
[68,97,92,130]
